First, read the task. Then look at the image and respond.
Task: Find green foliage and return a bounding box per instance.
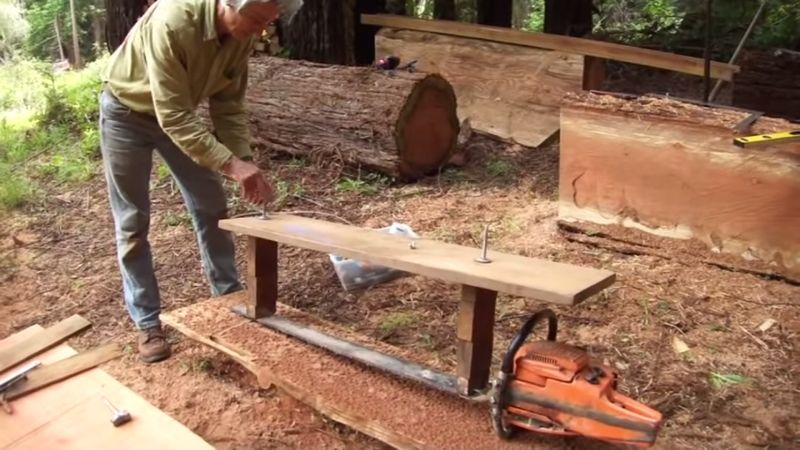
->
[336,172,391,195]
[23,0,101,61]
[0,0,30,60]
[593,0,686,45]
[0,54,107,209]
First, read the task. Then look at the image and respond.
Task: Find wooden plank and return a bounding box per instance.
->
[0,315,91,373]
[4,343,123,401]
[456,286,497,396]
[246,237,278,318]
[375,28,583,147]
[220,215,615,305]
[559,93,800,277]
[0,328,214,450]
[361,14,738,81]
[162,292,546,450]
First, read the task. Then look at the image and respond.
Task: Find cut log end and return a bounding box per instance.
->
[397,74,459,179]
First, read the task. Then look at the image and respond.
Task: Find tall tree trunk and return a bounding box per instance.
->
[476,0,512,27]
[69,0,81,67]
[434,0,456,20]
[282,0,352,64]
[544,0,595,37]
[104,0,149,53]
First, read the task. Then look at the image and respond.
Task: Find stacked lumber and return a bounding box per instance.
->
[558,92,800,277]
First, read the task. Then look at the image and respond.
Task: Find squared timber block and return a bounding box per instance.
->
[559,92,800,277]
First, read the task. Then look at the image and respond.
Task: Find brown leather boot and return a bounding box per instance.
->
[137,325,171,363]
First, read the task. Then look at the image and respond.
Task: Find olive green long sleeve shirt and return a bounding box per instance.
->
[103,0,255,170]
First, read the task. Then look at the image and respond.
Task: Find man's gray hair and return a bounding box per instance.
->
[228,0,304,24]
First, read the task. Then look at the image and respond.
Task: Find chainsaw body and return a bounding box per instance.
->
[491,310,663,448]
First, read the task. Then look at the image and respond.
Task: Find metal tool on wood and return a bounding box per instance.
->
[102,396,132,427]
[0,361,41,393]
[475,225,492,264]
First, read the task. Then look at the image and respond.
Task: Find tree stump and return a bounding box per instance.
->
[244,56,460,180]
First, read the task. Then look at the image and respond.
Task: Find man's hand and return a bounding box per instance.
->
[220,157,274,206]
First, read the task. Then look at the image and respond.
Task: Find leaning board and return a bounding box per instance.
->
[219,214,615,305]
[0,326,214,450]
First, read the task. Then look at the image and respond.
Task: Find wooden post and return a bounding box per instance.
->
[582,55,606,90]
[456,285,497,396]
[246,237,278,318]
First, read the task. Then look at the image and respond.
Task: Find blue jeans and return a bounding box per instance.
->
[98,89,242,330]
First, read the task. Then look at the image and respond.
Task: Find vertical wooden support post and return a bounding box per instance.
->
[582,56,606,91]
[456,285,497,396]
[246,237,278,319]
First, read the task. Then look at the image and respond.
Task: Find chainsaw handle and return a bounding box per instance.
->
[500,309,558,375]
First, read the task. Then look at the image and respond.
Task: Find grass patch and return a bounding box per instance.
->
[486,158,516,179]
[709,372,750,390]
[377,311,418,339]
[336,172,390,195]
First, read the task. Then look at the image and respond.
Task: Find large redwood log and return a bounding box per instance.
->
[375,28,583,147]
[242,56,460,180]
[559,92,800,277]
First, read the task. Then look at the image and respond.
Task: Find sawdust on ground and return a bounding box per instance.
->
[1,68,799,449]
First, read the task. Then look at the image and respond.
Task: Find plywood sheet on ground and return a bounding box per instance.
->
[0,326,214,450]
[162,292,606,450]
[558,92,800,277]
[376,29,583,147]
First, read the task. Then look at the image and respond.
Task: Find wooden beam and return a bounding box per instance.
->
[3,343,122,401]
[246,237,278,319]
[456,285,497,396]
[220,215,615,305]
[360,14,738,81]
[0,315,91,373]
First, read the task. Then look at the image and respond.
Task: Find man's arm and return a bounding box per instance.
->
[142,22,233,171]
[209,55,253,161]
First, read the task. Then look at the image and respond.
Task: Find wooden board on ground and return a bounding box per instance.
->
[162,292,602,450]
[219,214,615,305]
[375,28,583,147]
[558,92,800,277]
[0,326,214,450]
[0,314,90,373]
[361,14,738,81]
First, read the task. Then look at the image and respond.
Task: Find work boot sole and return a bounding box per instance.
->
[139,347,171,363]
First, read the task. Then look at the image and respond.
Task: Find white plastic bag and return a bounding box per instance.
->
[329,223,420,291]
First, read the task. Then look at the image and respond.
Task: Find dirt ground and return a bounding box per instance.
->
[1,69,798,449]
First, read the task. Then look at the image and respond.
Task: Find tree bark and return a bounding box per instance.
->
[104,0,149,53]
[237,57,460,180]
[434,0,456,20]
[476,0,512,27]
[544,0,595,37]
[68,0,81,67]
[732,49,800,122]
[282,0,352,64]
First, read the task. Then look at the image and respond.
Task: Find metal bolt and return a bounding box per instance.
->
[475,224,492,264]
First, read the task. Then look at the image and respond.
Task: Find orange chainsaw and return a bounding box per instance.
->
[490,309,664,447]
